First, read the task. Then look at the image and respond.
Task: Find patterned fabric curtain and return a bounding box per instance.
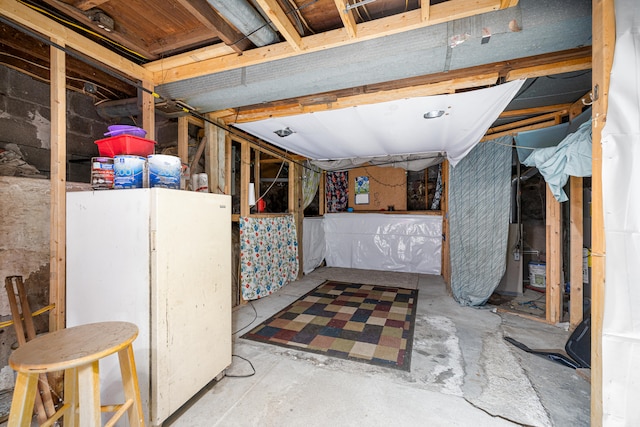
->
[449,136,512,306]
[239,215,299,300]
[302,161,321,209]
[326,171,348,212]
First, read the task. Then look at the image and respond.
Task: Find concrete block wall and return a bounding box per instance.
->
[0,65,113,182]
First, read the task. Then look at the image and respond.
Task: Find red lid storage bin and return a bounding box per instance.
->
[95,134,156,157]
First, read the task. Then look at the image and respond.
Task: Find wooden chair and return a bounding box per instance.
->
[7,321,145,427]
[4,276,56,424]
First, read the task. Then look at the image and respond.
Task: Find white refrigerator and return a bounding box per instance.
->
[66,188,232,426]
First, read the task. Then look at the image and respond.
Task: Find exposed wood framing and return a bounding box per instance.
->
[148,0,519,84]
[0,0,152,82]
[441,160,451,290]
[591,0,615,424]
[569,176,584,331]
[421,0,430,22]
[49,40,66,333]
[255,0,304,51]
[35,0,157,60]
[205,119,220,193]
[141,81,156,141]
[213,47,591,123]
[288,161,303,278]
[545,186,562,324]
[240,142,251,218]
[334,0,358,38]
[178,116,190,165]
[486,110,569,136]
[174,0,252,53]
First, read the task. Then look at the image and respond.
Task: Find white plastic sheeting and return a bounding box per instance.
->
[601,0,640,424]
[323,213,442,274]
[302,217,326,274]
[234,80,525,166]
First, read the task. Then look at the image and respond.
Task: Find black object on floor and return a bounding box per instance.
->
[505,313,591,369]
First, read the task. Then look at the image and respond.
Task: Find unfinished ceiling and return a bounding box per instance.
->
[0,0,593,158]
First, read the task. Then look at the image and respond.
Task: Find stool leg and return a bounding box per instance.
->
[77,361,101,427]
[7,372,38,427]
[118,344,145,427]
[63,367,79,427]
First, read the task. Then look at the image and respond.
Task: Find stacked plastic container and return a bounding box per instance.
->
[93,126,182,190]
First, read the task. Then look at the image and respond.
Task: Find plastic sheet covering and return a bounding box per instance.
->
[523,119,592,202]
[601,1,640,424]
[449,136,512,306]
[303,217,326,274]
[323,213,442,274]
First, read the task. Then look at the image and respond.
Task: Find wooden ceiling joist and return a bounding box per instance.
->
[147,0,519,85]
[255,0,304,51]
[175,0,252,53]
[214,46,591,123]
[0,0,152,82]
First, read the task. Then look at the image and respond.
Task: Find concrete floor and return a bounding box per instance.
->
[164,267,590,427]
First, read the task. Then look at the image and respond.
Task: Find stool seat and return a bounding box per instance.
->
[8,321,145,427]
[9,322,138,372]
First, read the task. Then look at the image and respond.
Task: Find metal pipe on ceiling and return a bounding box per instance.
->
[206,0,279,47]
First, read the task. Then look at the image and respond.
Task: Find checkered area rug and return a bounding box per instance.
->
[241,280,418,371]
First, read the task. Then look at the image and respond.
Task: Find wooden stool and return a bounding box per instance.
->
[8,321,145,427]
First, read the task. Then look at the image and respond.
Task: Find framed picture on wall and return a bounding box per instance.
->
[355,176,370,205]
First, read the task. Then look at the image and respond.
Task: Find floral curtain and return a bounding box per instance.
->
[302,161,321,209]
[325,171,348,212]
[239,215,299,300]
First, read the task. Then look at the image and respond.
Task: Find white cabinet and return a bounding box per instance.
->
[67,188,231,426]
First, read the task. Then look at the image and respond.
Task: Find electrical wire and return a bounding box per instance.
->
[226,354,256,378]
[17,0,148,61]
[232,301,258,336]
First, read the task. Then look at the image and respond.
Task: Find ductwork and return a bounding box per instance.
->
[206,0,279,47]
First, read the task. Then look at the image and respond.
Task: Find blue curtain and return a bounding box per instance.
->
[449,137,512,306]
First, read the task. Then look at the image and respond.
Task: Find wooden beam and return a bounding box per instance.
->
[569,177,584,331]
[49,40,66,333]
[441,160,451,290]
[591,0,615,424]
[141,81,155,142]
[487,110,568,135]
[178,116,190,165]
[223,73,499,123]
[334,0,358,38]
[214,47,591,123]
[74,0,109,12]
[421,0,430,22]
[151,0,518,84]
[480,120,557,142]
[499,103,572,118]
[545,185,562,324]
[255,0,304,51]
[36,0,158,60]
[506,56,592,81]
[144,44,235,73]
[175,0,252,53]
[0,0,152,81]
[240,142,251,217]
[204,120,220,193]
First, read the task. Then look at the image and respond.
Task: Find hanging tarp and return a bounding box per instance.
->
[522,119,592,202]
[449,136,512,306]
[235,80,525,167]
[601,0,640,423]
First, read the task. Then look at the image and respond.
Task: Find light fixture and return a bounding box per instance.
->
[423,110,445,119]
[345,0,377,12]
[274,127,294,138]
